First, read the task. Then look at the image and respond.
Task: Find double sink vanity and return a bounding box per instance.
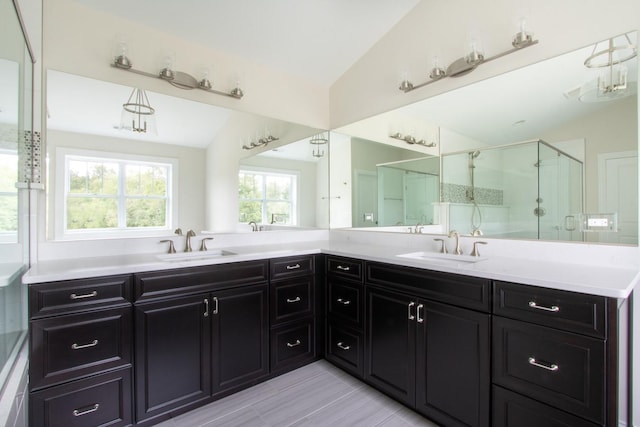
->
[22,234,637,427]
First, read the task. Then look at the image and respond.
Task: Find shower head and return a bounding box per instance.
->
[469,150,481,159]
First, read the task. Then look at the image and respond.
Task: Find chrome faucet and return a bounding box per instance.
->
[415,222,424,234]
[184,229,196,252]
[448,230,463,255]
[248,221,258,232]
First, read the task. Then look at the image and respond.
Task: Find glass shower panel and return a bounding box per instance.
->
[501,142,538,239]
[537,142,584,241]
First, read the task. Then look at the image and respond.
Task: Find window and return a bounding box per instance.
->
[56,149,177,238]
[0,151,18,235]
[238,169,297,225]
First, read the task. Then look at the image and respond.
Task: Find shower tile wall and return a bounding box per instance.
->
[440,183,503,205]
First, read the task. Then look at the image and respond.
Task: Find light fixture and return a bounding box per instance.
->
[399,24,538,93]
[582,32,637,101]
[389,131,436,148]
[310,132,328,158]
[120,88,156,133]
[112,43,244,99]
[242,129,279,150]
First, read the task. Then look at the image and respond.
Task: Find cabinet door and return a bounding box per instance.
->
[415,300,490,427]
[134,294,211,422]
[211,284,269,395]
[364,286,415,406]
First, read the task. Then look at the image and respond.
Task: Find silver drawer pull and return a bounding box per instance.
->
[73,403,99,416]
[336,298,351,305]
[416,304,424,323]
[71,340,98,350]
[528,301,560,312]
[286,297,301,303]
[204,298,209,317]
[336,342,351,351]
[408,302,415,320]
[286,339,301,347]
[286,264,301,270]
[70,291,97,300]
[528,357,559,372]
[336,265,350,271]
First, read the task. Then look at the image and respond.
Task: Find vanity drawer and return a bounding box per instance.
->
[271,277,314,324]
[494,281,608,338]
[30,306,132,390]
[492,386,600,427]
[325,323,363,378]
[29,275,132,318]
[326,256,363,282]
[270,319,315,372]
[366,261,491,312]
[270,255,315,280]
[30,367,132,427]
[134,260,269,301]
[327,278,363,327]
[493,317,605,424]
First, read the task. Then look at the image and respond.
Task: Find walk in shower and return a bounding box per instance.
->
[441,139,584,241]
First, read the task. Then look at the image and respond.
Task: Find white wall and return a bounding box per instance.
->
[330,0,640,128]
[42,0,329,129]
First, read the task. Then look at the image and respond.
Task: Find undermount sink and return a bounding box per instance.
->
[396,251,486,264]
[156,249,237,262]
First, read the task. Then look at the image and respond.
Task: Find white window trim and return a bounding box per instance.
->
[54,147,179,240]
[0,150,19,242]
[239,166,299,225]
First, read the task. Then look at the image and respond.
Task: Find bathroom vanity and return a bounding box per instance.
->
[23,241,635,427]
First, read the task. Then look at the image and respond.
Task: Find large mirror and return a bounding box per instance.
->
[45,70,328,239]
[332,31,638,245]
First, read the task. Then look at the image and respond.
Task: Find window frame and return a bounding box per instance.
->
[0,149,19,241]
[238,166,299,226]
[54,148,178,240]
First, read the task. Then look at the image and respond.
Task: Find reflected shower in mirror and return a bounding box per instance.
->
[332,31,638,245]
[46,70,329,239]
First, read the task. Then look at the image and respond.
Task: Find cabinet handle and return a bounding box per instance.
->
[336,298,351,305]
[336,342,351,351]
[70,291,97,300]
[416,304,424,323]
[408,302,415,320]
[71,340,98,350]
[286,264,301,270]
[528,301,560,312]
[286,296,301,303]
[73,403,99,417]
[336,265,350,271]
[213,296,219,314]
[287,339,301,347]
[528,357,559,372]
[204,298,209,317]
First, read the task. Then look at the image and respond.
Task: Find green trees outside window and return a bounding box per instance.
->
[238,170,296,225]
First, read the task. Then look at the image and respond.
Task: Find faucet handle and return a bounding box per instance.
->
[174,228,183,236]
[470,241,488,257]
[160,239,176,254]
[199,237,214,251]
[433,238,447,254]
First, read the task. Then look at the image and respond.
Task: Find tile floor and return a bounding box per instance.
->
[154,360,440,427]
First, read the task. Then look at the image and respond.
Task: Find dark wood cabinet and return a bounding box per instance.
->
[211,284,269,394]
[134,294,212,422]
[28,275,134,427]
[365,286,416,405]
[364,262,491,427]
[416,300,490,427]
[269,255,318,374]
[325,256,365,378]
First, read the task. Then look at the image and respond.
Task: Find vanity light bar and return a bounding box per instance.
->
[399,34,539,93]
[112,57,244,99]
[389,132,436,148]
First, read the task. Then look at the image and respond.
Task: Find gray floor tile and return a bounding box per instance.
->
[252,371,356,425]
[392,406,441,426]
[201,407,268,427]
[265,360,330,392]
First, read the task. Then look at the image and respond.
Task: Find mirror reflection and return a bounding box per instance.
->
[46,70,328,239]
[332,31,638,245]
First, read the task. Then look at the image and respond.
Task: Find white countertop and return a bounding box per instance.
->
[1,263,27,288]
[22,240,640,299]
